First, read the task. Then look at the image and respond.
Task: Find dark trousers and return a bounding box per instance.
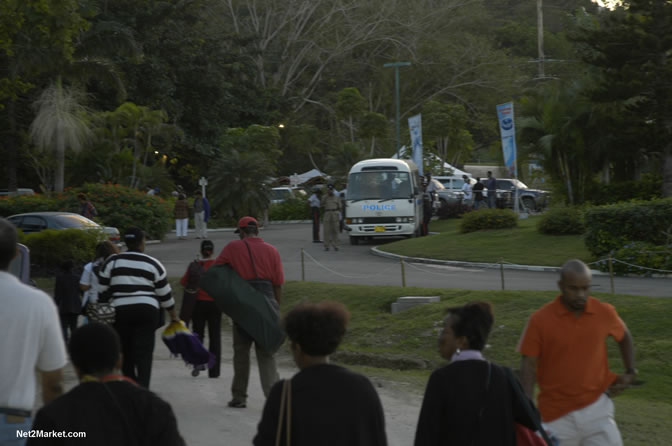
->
[311,207,320,241]
[192,300,222,378]
[114,304,158,388]
[59,313,78,343]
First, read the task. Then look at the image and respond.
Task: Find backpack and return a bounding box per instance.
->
[185,260,205,292]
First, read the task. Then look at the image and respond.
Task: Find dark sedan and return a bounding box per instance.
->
[7,212,120,243]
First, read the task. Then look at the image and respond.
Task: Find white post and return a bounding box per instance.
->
[199,177,208,198]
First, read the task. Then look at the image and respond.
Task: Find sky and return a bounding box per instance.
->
[593,0,621,8]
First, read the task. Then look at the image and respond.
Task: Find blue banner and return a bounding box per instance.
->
[496,102,517,178]
[408,114,423,176]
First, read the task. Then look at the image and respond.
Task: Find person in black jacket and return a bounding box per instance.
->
[414,301,545,446]
[254,301,387,446]
[28,322,185,446]
[53,260,82,343]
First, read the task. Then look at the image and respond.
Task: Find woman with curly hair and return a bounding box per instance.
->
[253,301,387,446]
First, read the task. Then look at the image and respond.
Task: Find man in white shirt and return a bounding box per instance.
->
[0,218,67,445]
[461,175,473,208]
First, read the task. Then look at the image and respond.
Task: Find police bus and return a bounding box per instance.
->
[344,158,423,245]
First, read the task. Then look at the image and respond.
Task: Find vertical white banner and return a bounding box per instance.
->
[408,114,423,176]
[496,102,517,178]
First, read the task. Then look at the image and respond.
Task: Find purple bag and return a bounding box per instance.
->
[162,321,214,369]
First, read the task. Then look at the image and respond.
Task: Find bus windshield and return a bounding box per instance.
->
[347,171,412,200]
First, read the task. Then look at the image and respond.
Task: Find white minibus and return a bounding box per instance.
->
[344,158,423,244]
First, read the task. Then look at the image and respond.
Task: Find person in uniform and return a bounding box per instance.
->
[322,184,341,251]
[308,189,321,243]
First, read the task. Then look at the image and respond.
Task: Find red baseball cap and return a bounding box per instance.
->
[234,216,258,233]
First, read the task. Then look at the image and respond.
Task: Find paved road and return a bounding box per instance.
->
[147,223,671,298]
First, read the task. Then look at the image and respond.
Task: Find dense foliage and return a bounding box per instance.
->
[459,209,518,233]
[268,198,310,221]
[583,198,672,257]
[601,242,672,276]
[22,229,98,271]
[0,184,173,240]
[536,206,585,235]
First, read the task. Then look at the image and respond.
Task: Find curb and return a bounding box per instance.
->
[369,247,611,277]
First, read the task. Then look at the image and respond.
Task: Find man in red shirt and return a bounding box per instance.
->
[215,217,283,408]
[180,240,219,378]
[518,259,636,446]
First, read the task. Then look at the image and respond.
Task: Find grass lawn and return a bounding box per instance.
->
[379,216,594,267]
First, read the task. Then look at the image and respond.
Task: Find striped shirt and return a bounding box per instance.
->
[98,251,174,310]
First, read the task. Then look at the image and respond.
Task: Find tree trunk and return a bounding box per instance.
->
[6,100,18,191]
[663,147,672,197]
[55,145,65,193]
[370,136,376,157]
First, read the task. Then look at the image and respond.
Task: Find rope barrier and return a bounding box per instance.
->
[302,250,399,279]
[611,258,672,274]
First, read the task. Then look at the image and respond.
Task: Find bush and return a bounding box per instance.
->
[584,198,672,257]
[0,184,173,240]
[589,174,663,205]
[72,184,173,240]
[598,242,672,276]
[0,194,60,217]
[537,206,585,235]
[23,229,98,272]
[269,198,310,221]
[459,209,518,233]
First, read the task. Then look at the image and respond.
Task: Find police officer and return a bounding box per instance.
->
[308,188,321,243]
[322,184,341,251]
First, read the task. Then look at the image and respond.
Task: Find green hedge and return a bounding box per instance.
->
[584,198,672,257]
[600,242,672,276]
[537,206,585,235]
[269,198,310,221]
[0,184,173,240]
[23,229,98,270]
[589,174,663,205]
[459,209,518,233]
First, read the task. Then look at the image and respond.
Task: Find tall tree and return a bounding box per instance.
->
[29,79,92,192]
[574,0,672,196]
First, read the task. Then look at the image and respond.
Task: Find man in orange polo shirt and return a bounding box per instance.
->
[518,259,636,446]
[215,216,283,409]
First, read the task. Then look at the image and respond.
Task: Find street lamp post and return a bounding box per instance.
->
[384,61,411,158]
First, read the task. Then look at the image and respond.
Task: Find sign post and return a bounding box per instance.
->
[384,62,411,159]
[198,177,208,198]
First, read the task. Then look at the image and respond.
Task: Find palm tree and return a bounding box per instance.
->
[29,79,92,192]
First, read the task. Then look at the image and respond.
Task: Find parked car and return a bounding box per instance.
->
[7,212,120,243]
[271,186,307,204]
[0,188,35,196]
[480,179,550,211]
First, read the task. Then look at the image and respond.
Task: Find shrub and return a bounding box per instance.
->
[0,195,60,217]
[598,242,672,276]
[459,209,518,233]
[537,206,585,235]
[269,198,310,221]
[23,229,98,272]
[0,184,173,240]
[589,174,663,205]
[584,198,672,257]
[61,184,173,240]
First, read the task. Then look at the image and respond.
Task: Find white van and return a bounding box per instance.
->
[344,158,423,244]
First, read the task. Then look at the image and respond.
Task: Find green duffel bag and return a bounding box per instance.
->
[199,264,285,353]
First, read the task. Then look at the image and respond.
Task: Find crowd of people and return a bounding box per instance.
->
[0,205,638,446]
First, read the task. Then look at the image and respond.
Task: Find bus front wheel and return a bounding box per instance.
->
[349,236,360,245]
